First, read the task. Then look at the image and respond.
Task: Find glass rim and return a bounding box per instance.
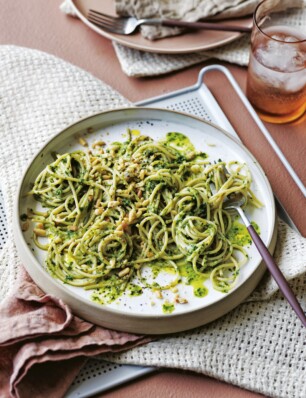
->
[254,0,306,44]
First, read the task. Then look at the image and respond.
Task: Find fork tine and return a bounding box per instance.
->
[88,10,126,28]
[88,16,123,34]
[88,15,118,28]
[88,9,122,22]
[88,18,119,33]
[88,9,139,35]
[89,17,125,28]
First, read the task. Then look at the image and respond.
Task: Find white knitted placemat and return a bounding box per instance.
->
[61,1,306,77]
[0,46,305,398]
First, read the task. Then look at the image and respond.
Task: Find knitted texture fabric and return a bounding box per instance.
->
[113,5,306,76]
[0,46,305,398]
[0,45,130,299]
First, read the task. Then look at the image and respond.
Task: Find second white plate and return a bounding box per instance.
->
[70,0,253,54]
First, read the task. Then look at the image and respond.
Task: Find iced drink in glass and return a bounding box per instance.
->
[246,1,306,124]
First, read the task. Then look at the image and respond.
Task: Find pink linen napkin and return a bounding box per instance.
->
[0,266,150,398]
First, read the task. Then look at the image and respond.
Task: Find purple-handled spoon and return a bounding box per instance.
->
[224,192,306,327]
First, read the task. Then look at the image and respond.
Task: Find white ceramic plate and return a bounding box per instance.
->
[14,108,276,334]
[70,0,253,54]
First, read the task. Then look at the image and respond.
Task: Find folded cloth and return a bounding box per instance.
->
[112,35,250,77]
[0,267,149,398]
[61,1,306,77]
[115,0,304,40]
[0,45,305,398]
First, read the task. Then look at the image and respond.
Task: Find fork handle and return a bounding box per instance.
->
[158,19,252,33]
[247,225,306,327]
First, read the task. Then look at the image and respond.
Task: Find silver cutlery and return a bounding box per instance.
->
[88,10,252,35]
[223,186,306,327]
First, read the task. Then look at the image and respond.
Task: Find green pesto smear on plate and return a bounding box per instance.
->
[150,264,176,278]
[91,274,124,305]
[178,263,209,298]
[164,132,208,160]
[165,132,196,153]
[162,302,175,314]
[128,283,143,297]
[227,219,260,246]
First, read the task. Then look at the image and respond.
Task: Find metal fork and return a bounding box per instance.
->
[219,170,306,327]
[87,10,252,35]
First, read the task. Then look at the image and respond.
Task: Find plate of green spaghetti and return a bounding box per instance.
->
[14,108,277,334]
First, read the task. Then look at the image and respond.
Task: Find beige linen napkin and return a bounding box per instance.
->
[115,0,304,40]
[0,45,305,398]
[61,0,306,77]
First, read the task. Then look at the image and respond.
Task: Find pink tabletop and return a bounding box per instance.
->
[1,0,305,397]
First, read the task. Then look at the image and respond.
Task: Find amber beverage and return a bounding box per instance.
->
[246,1,306,124]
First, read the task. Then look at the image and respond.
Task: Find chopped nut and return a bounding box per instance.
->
[174,295,188,304]
[139,169,146,180]
[21,221,29,231]
[116,218,129,232]
[88,195,93,202]
[95,208,103,215]
[155,290,163,299]
[186,152,195,160]
[33,228,46,237]
[102,174,112,180]
[108,201,120,208]
[147,251,154,258]
[128,209,136,223]
[171,286,178,293]
[78,137,88,147]
[69,225,78,231]
[36,223,44,229]
[91,158,100,166]
[191,165,201,173]
[92,140,106,148]
[118,267,130,277]
[137,189,142,198]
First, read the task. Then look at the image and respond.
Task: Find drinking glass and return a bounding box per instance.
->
[246,0,306,124]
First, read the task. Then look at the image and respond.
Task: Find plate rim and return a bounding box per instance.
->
[14,107,276,326]
[69,0,253,54]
